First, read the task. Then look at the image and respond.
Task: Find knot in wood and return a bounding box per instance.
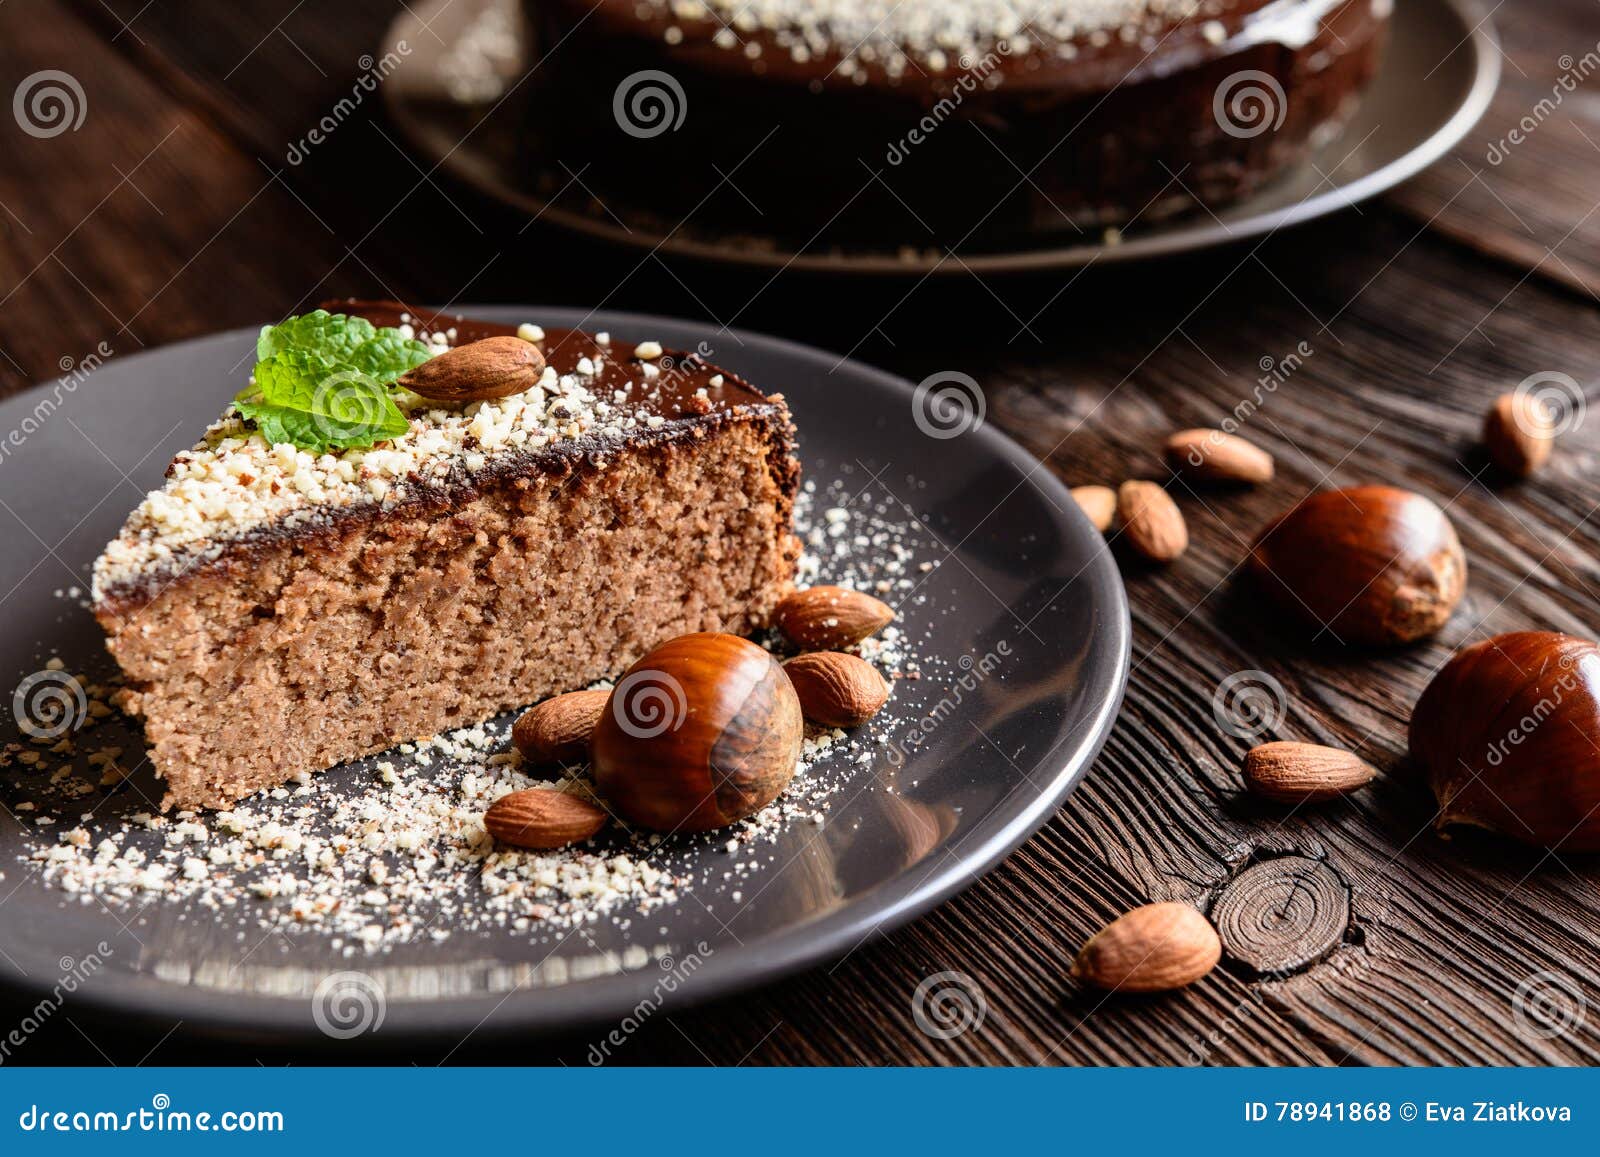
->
[1211,856,1350,977]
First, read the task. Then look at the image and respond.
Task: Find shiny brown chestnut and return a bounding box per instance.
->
[591,633,803,833]
[1410,631,1600,852]
[1248,486,1466,646]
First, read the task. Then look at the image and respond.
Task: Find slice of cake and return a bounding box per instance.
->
[92,301,800,810]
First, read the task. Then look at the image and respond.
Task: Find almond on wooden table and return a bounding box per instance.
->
[396,336,546,403]
[1116,481,1188,563]
[1243,740,1376,803]
[1070,485,1117,533]
[1483,392,1554,477]
[775,585,895,651]
[512,689,609,766]
[484,788,608,849]
[784,652,890,727]
[1071,902,1221,993]
[1164,428,1274,484]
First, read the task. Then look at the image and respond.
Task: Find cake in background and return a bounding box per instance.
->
[526,0,1390,249]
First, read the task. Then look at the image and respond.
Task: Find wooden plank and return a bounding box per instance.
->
[0,0,1596,1067]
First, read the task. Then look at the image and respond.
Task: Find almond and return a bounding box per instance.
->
[1243,740,1376,803]
[784,652,890,727]
[1164,428,1274,484]
[1071,902,1221,993]
[395,336,545,403]
[1117,481,1188,563]
[483,788,608,849]
[512,689,609,766]
[775,586,895,651]
[1484,392,1553,477]
[1070,485,1117,533]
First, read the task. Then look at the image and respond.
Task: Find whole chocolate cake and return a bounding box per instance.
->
[527,0,1390,248]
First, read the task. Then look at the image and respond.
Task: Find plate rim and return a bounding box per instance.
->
[0,307,1131,1042]
[381,0,1501,276]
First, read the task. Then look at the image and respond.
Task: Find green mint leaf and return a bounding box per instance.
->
[348,331,432,384]
[256,309,378,364]
[239,312,429,453]
[237,349,409,452]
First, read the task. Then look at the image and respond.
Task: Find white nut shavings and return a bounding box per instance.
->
[24,479,935,954]
[91,325,737,599]
[641,0,1210,69]
[516,322,545,343]
[633,341,664,360]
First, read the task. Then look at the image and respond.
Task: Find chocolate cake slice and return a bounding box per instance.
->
[92,302,800,810]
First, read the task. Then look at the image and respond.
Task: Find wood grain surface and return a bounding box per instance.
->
[1,0,1598,1065]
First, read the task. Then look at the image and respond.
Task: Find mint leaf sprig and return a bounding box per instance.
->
[233,310,433,454]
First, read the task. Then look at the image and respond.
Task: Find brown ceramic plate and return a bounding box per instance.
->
[381,0,1499,275]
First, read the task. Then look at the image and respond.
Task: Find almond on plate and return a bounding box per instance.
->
[775,586,895,651]
[784,651,890,727]
[484,788,608,850]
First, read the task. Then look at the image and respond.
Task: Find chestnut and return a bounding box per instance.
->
[1410,631,1600,851]
[1248,485,1466,646]
[591,632,803,833]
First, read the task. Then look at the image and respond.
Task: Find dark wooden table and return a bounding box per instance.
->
[2,0,1598,1065]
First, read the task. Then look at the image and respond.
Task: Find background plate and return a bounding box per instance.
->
[382,0,1499,275]
[0,308,1128,1042]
